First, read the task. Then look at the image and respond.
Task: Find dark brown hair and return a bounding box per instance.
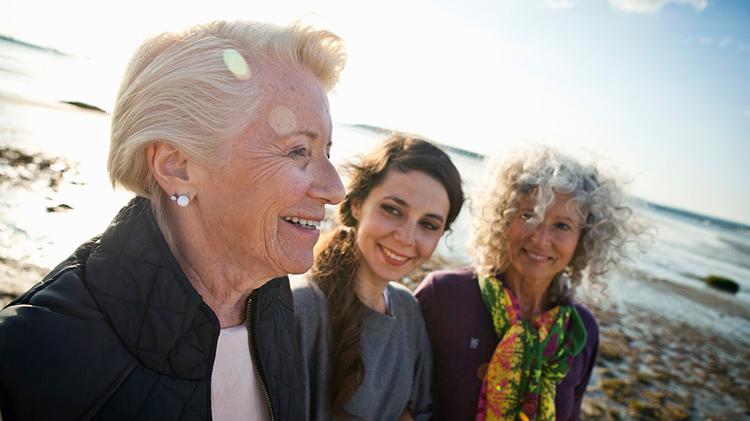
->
[312,134,464,415]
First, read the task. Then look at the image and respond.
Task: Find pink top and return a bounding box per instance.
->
[211,325,270,421]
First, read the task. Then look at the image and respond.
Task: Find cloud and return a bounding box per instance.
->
[543,0,577,9]
[688,36,738,50]
[745,108,750,118]
[608,0,708,14]
[718,37,733,47]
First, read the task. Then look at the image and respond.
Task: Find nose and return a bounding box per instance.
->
[393,221,416,247]
[529,223,551,246]
[310,158,345,205]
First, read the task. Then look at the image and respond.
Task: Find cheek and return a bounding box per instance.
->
[507,223,528,244]
[362,213,390,235]
[416,233,442,258]
[558,237,580,260]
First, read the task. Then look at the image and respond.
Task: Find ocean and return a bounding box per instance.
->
[2,35,749,349]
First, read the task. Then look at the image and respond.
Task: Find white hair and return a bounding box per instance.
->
[471,146,646,302]
[107,20,346,234]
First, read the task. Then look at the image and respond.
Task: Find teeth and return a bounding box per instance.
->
[525,250,548,261]
[382,246,408,262]
[283,216,321,229]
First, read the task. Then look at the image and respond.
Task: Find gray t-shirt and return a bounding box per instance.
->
[291,277,433,421]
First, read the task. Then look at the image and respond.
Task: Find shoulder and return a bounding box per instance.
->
[0,268,133,418]
[422,267,476,286]
[387,281,422,314]
[290,275,326,309]
[388,281,418,302]
[571,302,600,356]
[414,267,477,304]
[572,303,599,338]
[416,267,476,293]
[289,275,328,333]
[386,283,431,342]
[1,264,100,331]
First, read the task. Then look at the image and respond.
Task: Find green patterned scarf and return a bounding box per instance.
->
[475,274,587,421]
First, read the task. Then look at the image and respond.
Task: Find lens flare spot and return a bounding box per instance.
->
[268,106,297,135]
[222,48,251,80]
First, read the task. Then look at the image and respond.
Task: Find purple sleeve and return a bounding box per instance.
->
[414,273,436,321]
[569,305,600,420]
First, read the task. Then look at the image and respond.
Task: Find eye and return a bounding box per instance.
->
[289,147,309,160]
[555,222,571,231]
[381,204,401,216]
[519,212,534,221]
[420,220,440,231]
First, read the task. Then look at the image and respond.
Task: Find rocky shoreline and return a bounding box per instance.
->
[2,145,749,419]
[582,296,750,419]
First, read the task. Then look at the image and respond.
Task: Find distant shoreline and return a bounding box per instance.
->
[0,34,70,56]
[348,122,750,231]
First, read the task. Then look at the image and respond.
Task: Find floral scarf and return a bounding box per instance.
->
[475,274,587,421]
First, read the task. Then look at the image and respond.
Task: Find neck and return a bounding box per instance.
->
[164,208,274,328]
[354,267,389,314]
[502,269,554,320]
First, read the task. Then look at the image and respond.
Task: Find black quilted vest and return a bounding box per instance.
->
[0,197,306,420]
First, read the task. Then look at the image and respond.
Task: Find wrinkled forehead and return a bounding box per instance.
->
[222,62,333,149]
[256,64,330,120]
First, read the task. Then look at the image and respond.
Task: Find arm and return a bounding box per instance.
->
[408,307,434,421]
[290,279,331,421]
[570,310,600,419]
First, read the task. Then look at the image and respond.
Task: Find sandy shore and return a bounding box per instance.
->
[2,145,749,419]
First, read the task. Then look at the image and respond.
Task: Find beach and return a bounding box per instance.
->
[2,36,750,420]
[3,143,749,421]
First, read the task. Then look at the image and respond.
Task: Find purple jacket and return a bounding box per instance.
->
[414,268,599,421]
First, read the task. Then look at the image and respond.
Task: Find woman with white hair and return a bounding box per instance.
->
[416,147,641,420]
[0,20,346,421]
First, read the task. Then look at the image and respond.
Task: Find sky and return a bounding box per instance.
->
[3,0,749,225]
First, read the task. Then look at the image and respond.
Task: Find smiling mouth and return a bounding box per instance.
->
[380,245,413,264]
[523,248,552,262]
[282,216,321,230]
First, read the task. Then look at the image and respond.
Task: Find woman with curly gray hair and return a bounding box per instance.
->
[415,147,640,421]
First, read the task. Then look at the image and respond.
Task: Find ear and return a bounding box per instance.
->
[146,141,193,197]
[349,197,361,221]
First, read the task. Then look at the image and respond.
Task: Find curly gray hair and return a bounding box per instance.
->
[471,147,642,303]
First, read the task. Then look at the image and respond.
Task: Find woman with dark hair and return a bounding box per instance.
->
[292,134,465,420]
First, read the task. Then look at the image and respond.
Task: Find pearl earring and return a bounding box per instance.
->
[170,194,190,207]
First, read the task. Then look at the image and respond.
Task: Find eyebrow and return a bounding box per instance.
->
[287,130,333,149]
[288,130,317,139]
[551,214,582,226]
[386,196,446,223]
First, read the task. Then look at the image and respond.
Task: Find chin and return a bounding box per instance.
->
[282,255,314,275]
[384,266,418,284]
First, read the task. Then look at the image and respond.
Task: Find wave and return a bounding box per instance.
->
[646,201,750,233]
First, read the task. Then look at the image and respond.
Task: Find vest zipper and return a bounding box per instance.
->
[246,292,276,421]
